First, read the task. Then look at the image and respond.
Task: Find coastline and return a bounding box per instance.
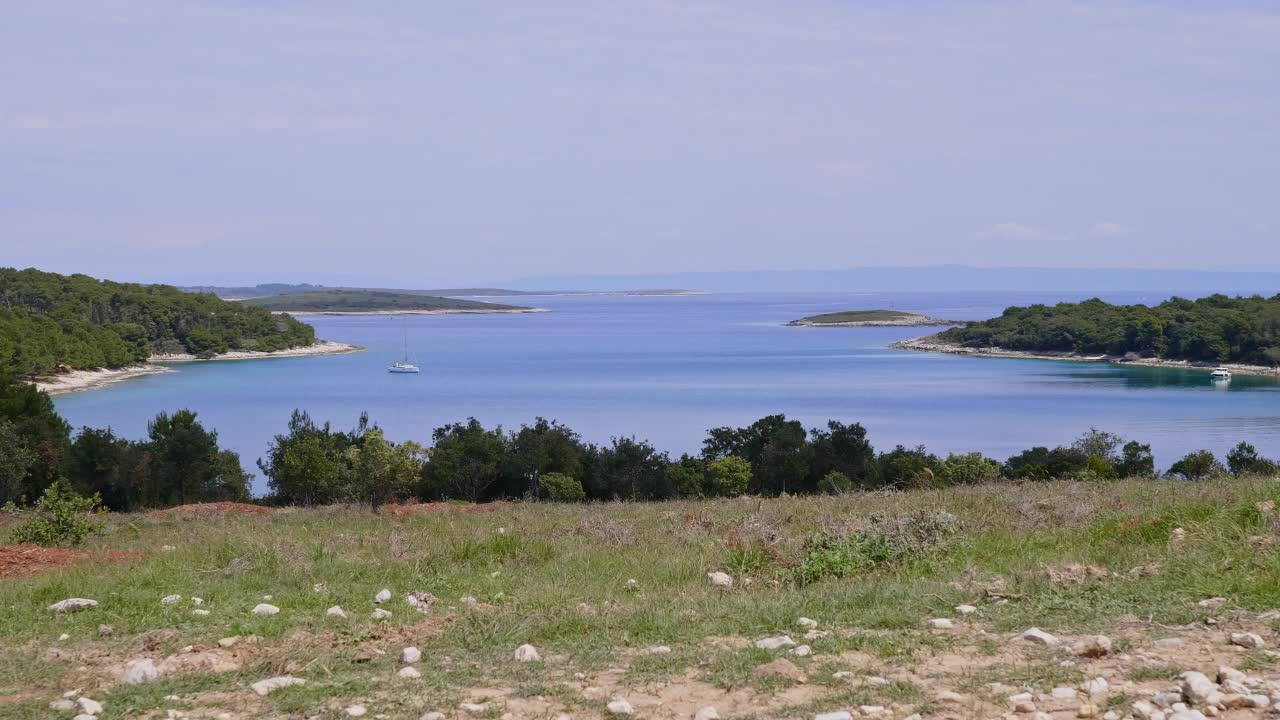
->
[34,340,364,395]
[890,336,1280,378]
[149,340,364,362]
[34,365,176,396]
[272,308,548,316]
[788,316,961,328]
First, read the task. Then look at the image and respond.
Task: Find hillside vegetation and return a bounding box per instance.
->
[0,268,316,376]
[788,310,960,327]
[4,478,1280,718]
[938,294,1280,366]
[241,290,529,313]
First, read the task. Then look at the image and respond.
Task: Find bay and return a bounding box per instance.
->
[53,290,1280,493]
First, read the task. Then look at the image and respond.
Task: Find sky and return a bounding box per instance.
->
[3,1,1279,287]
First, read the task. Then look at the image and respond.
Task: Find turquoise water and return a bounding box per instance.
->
[53,291,1280,492]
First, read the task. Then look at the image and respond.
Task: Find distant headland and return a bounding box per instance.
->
[240,289,544,315]
[787,309,963,327]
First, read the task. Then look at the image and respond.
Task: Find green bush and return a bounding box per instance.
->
[1168,450,1226,481]
[818,470,853,494]
[935,452,1002,485]
[791,510,959,585]
[537,472,586,502]
[706,456,752,497]
[9,480,105,547]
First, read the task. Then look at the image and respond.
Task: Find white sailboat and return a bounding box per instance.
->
[388,318,420,374]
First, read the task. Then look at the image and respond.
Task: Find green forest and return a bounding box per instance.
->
[938,294,1280,365]
[0,267,317,376]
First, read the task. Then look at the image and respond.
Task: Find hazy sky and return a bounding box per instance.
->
[3,1,1278,286]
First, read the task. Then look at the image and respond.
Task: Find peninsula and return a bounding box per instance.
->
[892,295,1280,377]
[240,289,542,315]
[787,309,963,327]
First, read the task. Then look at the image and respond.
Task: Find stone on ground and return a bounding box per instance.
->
[956,604,978,615]
[607,698,635,715]
[790,644,812,656]
[97,624,113,637]
[250,603,279,616]
[707,571,734,589]
[401,646,421,664]
[371,608,392,619]
[754,635,797,650]
[49,598,97,613]
[327,605,348,618]
[1180,672,1218,704]
[1081,677,1109,696]
[1022,627,1061,645]
[695,707,720,720]
[797,617,818,629]
[938,691,965,703]
[1073,635,1113,658]
[78,697,104,715]
[398,666,422,679]
[514,644,540,662]
[459,703,487,715]
[50,698,77,711]
[122,658,160,685]
[1198,597,1227,608]
[929,618,955,629]
[649,646,672,655]
[754,657,806,682]
[191,609,210,617]
[1230,632,1264,649]
[814,712,853,720]
[346,705,367,717]
[160,594,182,605]
[421,714,445,720]
[375,588,392,604]
[250,676,306,696]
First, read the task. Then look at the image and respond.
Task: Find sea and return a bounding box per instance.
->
[53,290,1280,493]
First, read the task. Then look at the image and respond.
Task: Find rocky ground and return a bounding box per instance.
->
[4,479,1280,719]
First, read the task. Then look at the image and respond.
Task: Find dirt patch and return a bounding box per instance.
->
[146,502,274,520]
[0,544,144,579]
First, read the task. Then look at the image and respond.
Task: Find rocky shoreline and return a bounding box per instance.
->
[789,315,962,328]
[33,341,364,395]
[891,336,1280,378]
[274,308,548,316]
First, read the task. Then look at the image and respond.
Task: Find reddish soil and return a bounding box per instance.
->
[0,544,144,579]
[146,502,274,520]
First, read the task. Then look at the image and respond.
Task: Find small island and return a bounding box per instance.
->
[892,295,1280,377]
[787,309,963,327]
[240,290,544,315]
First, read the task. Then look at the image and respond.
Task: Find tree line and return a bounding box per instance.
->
[939,294,1280,366]
[4,370,1274,512]
[0,267,317,377]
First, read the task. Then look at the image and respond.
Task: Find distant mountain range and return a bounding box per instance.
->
[507,266,1280,294]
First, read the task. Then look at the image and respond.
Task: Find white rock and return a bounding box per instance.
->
[49,598,97,613]
[956,604,978,615]
[261,594,273,601]
[1218,665,1247,684]
[1181,672,1218,704]
[1010,692,1036,713]
[161,544,176,551]
[1022,627,1060,645]
[1077,704,1100,719]
[1168,712,1207,720]
[123,658,160,685]
[798,617,819,629]
[1153,692,1182,708]
[327,605,348,618]
[514,644,540,662]
[371,608,392,619]
[1231,633,1265,649]
[695,707,720,720]
[1246,694,1270,708]
[250,603,279,616]
[1131,700,1163,720]
[707,571,734,589]
[161,594,182,605]
[929,618,955,629]
[814,713,853,720]
[938,691,965,703]
[607,698,635,715]
[401,646,421,664]
[1154,637,1185,648]
[755,635,797,650]
[375,589,392,604]
[1103,712,1119,720]
[250,676,306,696]
[421,714,446,720]
[1082,677,1109,696]
[398,666,422,679]
[78,697,104,715]
[860,707,886,717]
[790,644,812,657]
[459,703,487,715]
[864,676,889,686]
[1199,598,1227,608]
[50,699,77,711]
[191,597,203,605]
[346,706,367,717]
[191,609,210,617]
[74,715,97,720]
[625,579,639,591]
[1053,687,1079,699]
[832,671,854,680]
[59,632,70,640]
[649,645,672,655]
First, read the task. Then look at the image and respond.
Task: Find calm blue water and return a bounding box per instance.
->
[54,291,1280,493]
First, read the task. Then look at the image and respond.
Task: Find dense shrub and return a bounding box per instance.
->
[1227,442,1278,476]
[537,472,586,502]
[9,480,104,547]
[1168,450,1226,481]
[706,456,752,497]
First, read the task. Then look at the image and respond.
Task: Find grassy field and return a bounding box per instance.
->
[4,478,1280,719]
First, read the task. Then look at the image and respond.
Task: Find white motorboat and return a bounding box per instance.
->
[1210,367,1232,381]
